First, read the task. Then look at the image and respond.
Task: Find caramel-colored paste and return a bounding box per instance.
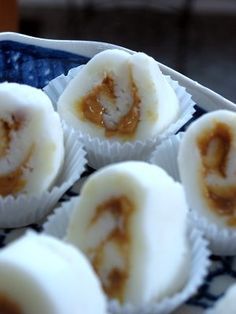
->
[0,120,11,158]
[0,115,32,196]
[197,121,236,225]
[88,196,134,302]
[0,114,23,158]
[0,145,34,197]
[0,294,22,314]
[75,75,141,139]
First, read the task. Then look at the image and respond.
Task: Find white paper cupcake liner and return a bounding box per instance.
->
[0,126,87,229]
[43,65,84,110]
[150,133,236,256]
[150,132,184,182]
[44,65,195,169]
[191,212,236,256]
[79,135,158,169]
[43,197,210,314]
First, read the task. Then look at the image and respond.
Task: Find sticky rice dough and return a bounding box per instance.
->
[66,161,190,306]
[0,231,107,314]
[58,49,179,141]
[178,110,236,229]
[0,82,64,196]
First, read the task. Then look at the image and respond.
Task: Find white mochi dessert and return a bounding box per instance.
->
[178,110,236,229]
[208,283,236,314]
[66,161,190,306]
[0,231,107,314]
[57,49,179,142]
[0,82,64,196]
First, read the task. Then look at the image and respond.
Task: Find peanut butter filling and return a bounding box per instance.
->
[76,75,141,139]
[197,121,236,225]
[0,120,11,158]
[0,294,22,314]
[0,114,24,158]
[0,145,34,197]
[89,196,134,302]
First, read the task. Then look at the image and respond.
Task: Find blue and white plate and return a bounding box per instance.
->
[0,32,236,314]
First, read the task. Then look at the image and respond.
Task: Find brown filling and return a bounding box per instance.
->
[0,114,24,158]
[197,121,236,225]
[89,196,134,302]
[0,120,11,158]
[0,145,34,197]
[76,74,141,139]
[0,294,22,314]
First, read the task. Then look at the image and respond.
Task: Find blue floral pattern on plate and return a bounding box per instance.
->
[0,40,89,87]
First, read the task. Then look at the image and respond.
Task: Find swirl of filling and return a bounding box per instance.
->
[77,74,140,139]
[0,112,34,196]
[87,195,134,303]
[0,113,23,158]
[197,121,236,226]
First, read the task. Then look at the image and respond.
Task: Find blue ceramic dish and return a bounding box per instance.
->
[0,32,236,314]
